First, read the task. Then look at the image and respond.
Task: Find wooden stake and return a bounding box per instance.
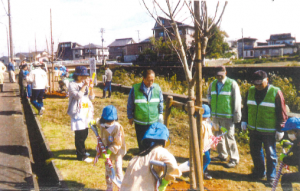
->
[164,96,173,128]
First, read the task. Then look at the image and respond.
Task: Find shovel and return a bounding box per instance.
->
[150,160,167,191]
[90,124,122,188]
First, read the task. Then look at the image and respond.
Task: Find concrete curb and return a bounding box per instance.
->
[27,99,68,189]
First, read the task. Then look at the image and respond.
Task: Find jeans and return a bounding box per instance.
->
[103,81,111,91]
[203,150,211,172]
[135,123,151,152]
[249,131,277,180]
[27,84,32,98]
[75,128,88,160]
[31,89,45,110]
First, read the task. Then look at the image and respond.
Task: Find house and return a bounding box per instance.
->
[15,51,49,62]
[0,56,9,65]
[72,43,109,61]
[56,42,82,60]
[108,38,135,60]
[152,16,195,47]
[237,33,298,58]
[124,37,153,62]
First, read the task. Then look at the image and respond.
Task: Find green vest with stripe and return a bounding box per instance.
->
[247,85,279,133]
[211,78,233,118]
[133,83,160,125]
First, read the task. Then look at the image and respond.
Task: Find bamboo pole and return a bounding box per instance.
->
[187,101,202,189]
[164,96,173,128]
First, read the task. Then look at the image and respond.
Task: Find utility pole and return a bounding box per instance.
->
[50,9,54,93]
[35,34,37,62]
[137,30,140,43]
[242,28,244,59]
[194,1,204,190]
[8,0,13,62]
[100,28,105,65]
[0,22,9,63]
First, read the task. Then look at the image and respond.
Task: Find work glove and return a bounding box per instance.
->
[158,114,164,124]
[279,153,287,161]
[241,122,247,131]
[280,139,292,149]
[220,127,227,133]
[88,120,96,128]
[158,178,169,191]
[102,149,112,159]
[275,131,284,141]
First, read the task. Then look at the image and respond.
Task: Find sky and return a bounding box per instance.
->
[0,0,300,57]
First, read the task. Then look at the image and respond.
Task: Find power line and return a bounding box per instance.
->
[0,0,7,15]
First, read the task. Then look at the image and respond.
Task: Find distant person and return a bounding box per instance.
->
[22,65,30,98]
[102,65,113,98]
[27,63,48,115]
[67,66,94,163]
[241,70,287,187]
[127,69,164,152]
[0,61,6,92]
[207,66,241,168]
[7,59,15,83]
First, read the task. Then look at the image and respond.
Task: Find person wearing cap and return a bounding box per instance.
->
[27,63,48,115]
[67,66,95,163]
[7,59,15,83]
[90,105,126,191]
[0,61,6,92]
[241,70,288,186]
[127,69,164,152]
[120,122,181,191]
[102,65,113,98]
[279,117,300,190]
[207,65,241,168]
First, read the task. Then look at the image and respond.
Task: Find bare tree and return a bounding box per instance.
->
[142,0,227,190]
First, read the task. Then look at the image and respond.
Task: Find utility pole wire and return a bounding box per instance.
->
[1,0,7,15]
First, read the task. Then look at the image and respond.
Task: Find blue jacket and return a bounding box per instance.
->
[127,81,164,119]
[8,62,15,71]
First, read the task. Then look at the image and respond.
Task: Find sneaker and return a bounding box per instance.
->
[38,107,45,115]
[225,160,238,168]
[204,172,212,180]
[211,156,227,162]
[265,179,275,187]
[85,152,90,156]
[83,157,93,163]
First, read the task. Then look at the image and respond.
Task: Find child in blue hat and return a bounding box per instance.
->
[279,117,300,190]
[120,122,181,191]
[94,105,126,191]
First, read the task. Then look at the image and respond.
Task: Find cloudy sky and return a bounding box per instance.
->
[0,0,299,56]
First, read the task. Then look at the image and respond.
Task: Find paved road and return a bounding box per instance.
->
[0,73,35,190]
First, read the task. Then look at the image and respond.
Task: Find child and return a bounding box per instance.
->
[95,105,126,191]
[67,66,94,163]
[120,122,181,191]
[280,117,300,191]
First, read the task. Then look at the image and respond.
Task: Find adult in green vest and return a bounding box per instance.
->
[241,70,287,187]
[207,66,241,168]
[127,69,164,152]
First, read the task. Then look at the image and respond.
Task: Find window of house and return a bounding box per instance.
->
[159,32,164,37]
[151,46,154,50]
[179,30,183,35]
[161,20,165,25]
[138,46,142,52]
[250,51,253,56]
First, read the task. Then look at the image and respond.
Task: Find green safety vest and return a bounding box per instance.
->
[211,78,233,118]
[247,85,279,133]
[133,83,160,125]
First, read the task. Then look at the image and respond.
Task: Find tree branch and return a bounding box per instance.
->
[154,0,170,18]
[208,1,228,31]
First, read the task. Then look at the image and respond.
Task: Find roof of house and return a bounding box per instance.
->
[267,33,295,41]
[108,38,135,47]
[253,44,286,49]
[152,16,193,30]
[237,37,257,42]
[73,43,108,50]
[15,51,47,57]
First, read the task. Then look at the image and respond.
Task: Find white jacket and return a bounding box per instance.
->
[27,67,48,89]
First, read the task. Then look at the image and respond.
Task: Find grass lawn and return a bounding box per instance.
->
[34,87,300,190]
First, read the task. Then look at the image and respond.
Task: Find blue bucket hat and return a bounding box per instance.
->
[142,122,170,145]
[281,117,300,131]
[74,66,89,76]
[102,105,118,121]
[202,104,211,118]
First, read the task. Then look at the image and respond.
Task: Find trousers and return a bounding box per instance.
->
[106,154,123,191]
[135,123,151,152]
[31,89,45,110]
[213,117,239,163]
[75,128,88,161]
